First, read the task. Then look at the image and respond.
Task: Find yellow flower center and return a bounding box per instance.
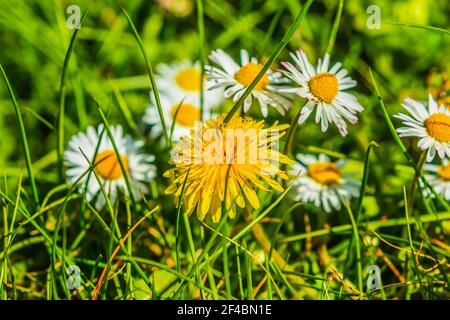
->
[308,162,341,184]
[234,63,269,90]
[175,67,201,92]
[438,164,450,181]
[94,150,128,180]
[425,113,450,142]
[309,72,339,103]
[171,103,201,127]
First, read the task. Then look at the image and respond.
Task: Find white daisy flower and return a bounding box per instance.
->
[423,159,450,200]
[280,50,364,136]
[206,48,293,117]
[156,61,223,109]
[65,124,156,209]
[144,93,214,142]
[290,153,360,212]
[395,94,450,162]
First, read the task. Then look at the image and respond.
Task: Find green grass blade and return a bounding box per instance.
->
[196,0,205,120]
[326,0,344,54]
[121,7,170,148]
[0,64,39,206]
[57,11,87,182]
[355,141,378,222]
[385,21,450,36]
[93,97,137,209]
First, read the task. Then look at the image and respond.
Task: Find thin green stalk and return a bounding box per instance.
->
[121,7,169,147]
[244,241,252,300]
[0,64,39,206]
[283,101,304,156]
[355,141,378,222]
[125,199,133,299]
[344,201,363,299]
[223,0,314,122]
[280,211,450,243]
[94,97,136,209]
[182,213,204,299]
[196,0,205,120]
[57,11,86,181]
[385,21,450,36]
[235,246,245,299]
[345,141,378,271]
[403,187,424,295]
[175,170,190,274]
[222,223,232,298]
[326,0,344,54]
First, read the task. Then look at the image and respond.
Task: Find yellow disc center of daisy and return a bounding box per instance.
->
[171,103,201,127]
[425,113,450,142]
[308,162,341,184]
[309,72,339,103]
[234,63,269,90]
[95,150,128,180]
[175,67,201,92]
[438,164,450,181]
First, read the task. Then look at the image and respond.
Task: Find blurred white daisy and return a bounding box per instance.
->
[290,153,360,212]
[156,61,223,109]
[206,49,292,117]
[144,93,214,142]
[395,94,450,162]
[280,50,364,136]
[65,124,156,209]
[423,159,450,200]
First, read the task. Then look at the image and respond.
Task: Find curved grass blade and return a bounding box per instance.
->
[57,11,87,181]
[355,141,379,222]
[385,21,450,36]
[223,0,314,122]
[326,0,344,54]
[0,64,39,206]
[121,7,170,148]
[343,200,363,299]
[93,97,137,209]
[196,0,205,120]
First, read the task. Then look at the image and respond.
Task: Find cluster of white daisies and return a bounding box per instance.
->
[64,47,449,213]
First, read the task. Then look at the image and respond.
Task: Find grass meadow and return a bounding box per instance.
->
[0,0,449,300]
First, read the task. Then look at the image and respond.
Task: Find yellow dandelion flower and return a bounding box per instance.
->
[164,114,295,222]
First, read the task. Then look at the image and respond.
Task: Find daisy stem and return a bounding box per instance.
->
[0,64,39,206]
[121,7,170,149]
[343,201,364,299]
[196,0,205,120]
[283,100,305,156]
[345,141,378,270]
[407,151,426,213]
[182,213,204,299]
[223,0,314,123]
[325,0,344,55]
[222,223,232,298]
[57,11,86,183]
[355,141,379,223]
